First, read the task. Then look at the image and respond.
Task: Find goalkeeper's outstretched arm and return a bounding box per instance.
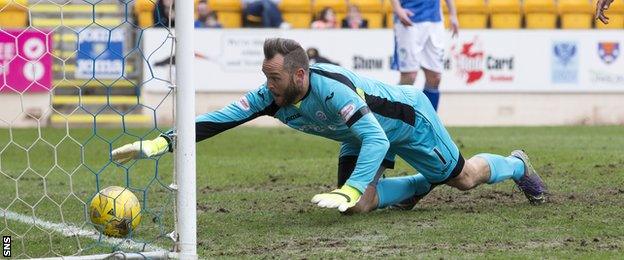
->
[112,85,278,164]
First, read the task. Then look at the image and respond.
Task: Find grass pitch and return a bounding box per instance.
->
[1,126,623,258]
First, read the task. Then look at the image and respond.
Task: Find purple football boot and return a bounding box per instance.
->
[511,150,548,205]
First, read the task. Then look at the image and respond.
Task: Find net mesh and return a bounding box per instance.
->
[0,0,176,257]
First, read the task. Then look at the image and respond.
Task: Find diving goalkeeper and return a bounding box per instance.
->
[112,38,547,214]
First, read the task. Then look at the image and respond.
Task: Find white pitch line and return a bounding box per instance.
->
[1,209,168,253]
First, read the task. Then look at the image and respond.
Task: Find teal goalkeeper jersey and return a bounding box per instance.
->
[182,63,433,192]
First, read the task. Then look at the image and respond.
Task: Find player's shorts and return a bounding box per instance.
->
[391,21,445,73]
[391,90,464,183]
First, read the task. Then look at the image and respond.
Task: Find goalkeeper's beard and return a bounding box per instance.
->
[279,76,302,107]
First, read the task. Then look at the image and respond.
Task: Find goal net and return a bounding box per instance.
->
[0,0,195,258]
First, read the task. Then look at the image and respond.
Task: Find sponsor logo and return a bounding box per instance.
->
[76,28,124,79]
[554,42,577,65]
[552,41,578,83]
[315,111,327,121]
[339,103,356,122]
[598,42,619,65]
[353,55,383,70]
[589,70,624,84]
[453,37,484,84]
[285,113,301,122]
[298,124,337,133]
[236,96,250,111]
[487,56,514,82]
[450,37,515,84]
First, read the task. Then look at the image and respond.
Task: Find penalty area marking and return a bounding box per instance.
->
[1,209,167,252]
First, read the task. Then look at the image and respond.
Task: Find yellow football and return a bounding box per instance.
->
[89,186,142,237]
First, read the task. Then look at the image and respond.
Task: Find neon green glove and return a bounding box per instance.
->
[111,136,170,164]
[311,185,362,212]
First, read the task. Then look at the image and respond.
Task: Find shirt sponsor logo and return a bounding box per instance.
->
[236,96,250,111]
[598,42,619,65]
[298,124,337,133]
[552,41,578,84]
[315,111,327,121]
[339,103,356,122]
[285,113,301,122]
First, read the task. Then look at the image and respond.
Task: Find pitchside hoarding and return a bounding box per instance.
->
[141,29,624,93]
[0,30,53,93]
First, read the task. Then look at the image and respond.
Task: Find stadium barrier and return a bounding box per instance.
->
[139,28,624,126]
[141,29,623,93]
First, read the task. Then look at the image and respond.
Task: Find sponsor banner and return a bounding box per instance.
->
[0,30,53,93]
[142,29,624,93]
[552,41,579,84]
[590,39,624,86]
[76,28,125,79]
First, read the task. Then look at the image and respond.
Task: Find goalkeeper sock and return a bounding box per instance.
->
[423,85,440,111]
[477,153,525,184]
[376,174,431,208]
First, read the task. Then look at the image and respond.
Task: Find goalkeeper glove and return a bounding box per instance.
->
[311,185,361,212]
[111,136,170,164]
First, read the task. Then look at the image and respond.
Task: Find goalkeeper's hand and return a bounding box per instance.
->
[311,185,361,212]
[111,136,170,164]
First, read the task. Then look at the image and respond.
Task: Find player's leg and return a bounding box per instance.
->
[343,171,436,214]
[446,154,521,191]
[446,150,548,204]
[408,94,524,190]
[392,22,426,86]
[337,142,396,187]
[419,22,445,111]
[337,143,433,212]
[397,93,548,207]
[422,68,441,110]
[376,173,434,209]
[400,72,418,85]
[413,97,545,199]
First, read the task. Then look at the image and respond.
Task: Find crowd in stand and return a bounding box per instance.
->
[153,0,369,29]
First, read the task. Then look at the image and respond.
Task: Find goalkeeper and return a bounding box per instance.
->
[112,38,547,214]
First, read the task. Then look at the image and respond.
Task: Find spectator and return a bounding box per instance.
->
[195,0,222,28]
[341,5,368,29]
[204,12,223,28]
[307,47,339,65]
[154,0,175,27]
[311,7,338,29]
[243,0,287,28]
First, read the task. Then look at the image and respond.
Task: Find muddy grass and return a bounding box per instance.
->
[190,126,624,258]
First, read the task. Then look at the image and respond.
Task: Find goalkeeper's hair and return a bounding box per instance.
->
[263,38,309,73]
